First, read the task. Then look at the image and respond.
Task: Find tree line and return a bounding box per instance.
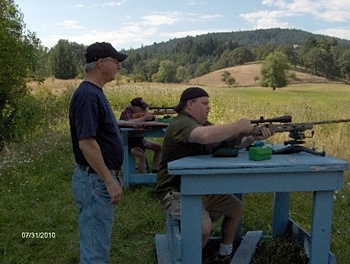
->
[30,31,350,84]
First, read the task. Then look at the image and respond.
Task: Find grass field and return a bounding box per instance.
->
[1,81,350,263]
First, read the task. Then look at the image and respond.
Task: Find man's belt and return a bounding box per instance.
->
[77,164,120,176]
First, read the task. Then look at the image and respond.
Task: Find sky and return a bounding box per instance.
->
[15,0,350,51]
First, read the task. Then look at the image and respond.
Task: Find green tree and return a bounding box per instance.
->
[50,39,78,79]
[215,49,235,69]
[194,60,212,77]
[225,76,235,85]
[253,43,277,61]
[339,49,350,80]
[0,0,37,148]
[231,47,255,65]
[28,40,51,82]
[298,36,317,67]
[304,47,336,78]
[221,71,235,86]
[277,45,298,66]
[152,60,177,83]
[221,71,231,81]
[298,37,339,79]
[176,66,190,83]
[260,51,290,90]
[69,42,86,77]
[134,59,159,82]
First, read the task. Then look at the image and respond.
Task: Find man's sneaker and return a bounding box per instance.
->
[212,253,232,264]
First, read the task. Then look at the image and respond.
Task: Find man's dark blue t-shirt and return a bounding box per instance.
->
[69,81,123,170]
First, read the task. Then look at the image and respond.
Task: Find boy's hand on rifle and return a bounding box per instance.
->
[142,113,156,121]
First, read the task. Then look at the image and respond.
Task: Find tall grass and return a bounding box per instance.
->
[0,81,349,263]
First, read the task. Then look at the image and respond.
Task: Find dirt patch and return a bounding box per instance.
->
[189,62,330,87]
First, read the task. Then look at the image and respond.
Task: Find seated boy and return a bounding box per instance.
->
[120,97,162,173]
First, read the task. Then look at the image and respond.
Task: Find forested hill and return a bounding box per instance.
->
[39,28,350,84]
[133,28,350,53]
[120,28,350,83]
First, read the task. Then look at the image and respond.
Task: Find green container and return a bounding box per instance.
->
[249,146,272,161]
[156,116,172,123]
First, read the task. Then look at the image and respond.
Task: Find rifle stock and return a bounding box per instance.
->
[152,110,177,115]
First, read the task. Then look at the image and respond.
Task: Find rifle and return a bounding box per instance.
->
[149,106,176,116]
[250,115,350,156]
[213,115,292,157]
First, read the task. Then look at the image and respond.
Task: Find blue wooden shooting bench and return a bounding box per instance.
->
[120,126,166,187]
[155,148,349,264]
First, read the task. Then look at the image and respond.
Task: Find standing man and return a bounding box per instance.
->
[69,42,127,264]
[156,87,273,263]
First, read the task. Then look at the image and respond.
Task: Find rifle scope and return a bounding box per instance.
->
[250,115,292,124]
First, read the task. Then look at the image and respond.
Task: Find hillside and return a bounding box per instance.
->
[189,62,330,87]
[125,28,350,84]
[137,28,350,53]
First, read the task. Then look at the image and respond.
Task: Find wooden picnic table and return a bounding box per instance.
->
[155,147,349,264]
[119,121,168,187]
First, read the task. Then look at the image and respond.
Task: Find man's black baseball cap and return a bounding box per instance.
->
[85,42,128,63]
[174,87,209,112]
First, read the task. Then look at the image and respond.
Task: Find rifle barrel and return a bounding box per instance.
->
[252,118,350,135]
[308,118,350,125]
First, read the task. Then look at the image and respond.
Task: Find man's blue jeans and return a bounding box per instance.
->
[72,165,122,264]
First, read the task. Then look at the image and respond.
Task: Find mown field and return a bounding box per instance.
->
[0,81,350,264]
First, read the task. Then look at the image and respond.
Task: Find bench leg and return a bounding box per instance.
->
[273,192,290,237]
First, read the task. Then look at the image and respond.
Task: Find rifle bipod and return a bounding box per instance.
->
[272,140,326,157]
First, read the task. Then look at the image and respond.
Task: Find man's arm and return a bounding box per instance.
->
[79,137,123,205]
[236,127,273,148]
[188,118,252,144]
[188,119,273,146]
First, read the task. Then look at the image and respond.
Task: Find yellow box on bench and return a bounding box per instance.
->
[249,146,272,161]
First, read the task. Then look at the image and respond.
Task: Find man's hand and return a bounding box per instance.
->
[236,118,254,134]
[253,126,274,140]
[105,179,124,205]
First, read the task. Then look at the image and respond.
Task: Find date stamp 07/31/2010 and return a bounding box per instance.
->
[21,232,56,239]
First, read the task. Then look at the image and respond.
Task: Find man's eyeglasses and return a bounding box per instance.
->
[103,58,120,65]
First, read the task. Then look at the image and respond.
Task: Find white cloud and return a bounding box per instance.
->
[241,0,350,30]
[34,0,350,49]
[102,0,127,7]
[315,10,350,22]
[187,0,205,6]
[315,27,350,40]
[240,10,289,28]
[57,20,84,30]
[200,14,223,20]
[159,27,234,40]
[262,0,274,5]
[41,22,159,50]
[282,0,350,22]
[142,12,181,26]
